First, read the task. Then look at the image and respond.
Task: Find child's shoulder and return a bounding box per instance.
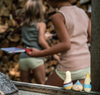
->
[37,22,46,27]
[59,6,86,13]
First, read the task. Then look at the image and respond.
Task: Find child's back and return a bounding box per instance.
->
[57,6,90,71]
[19,23,42,59]
[22,24,42,50]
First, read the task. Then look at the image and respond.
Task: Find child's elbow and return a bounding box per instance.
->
[65,42,71,50]
[67,43,71,50]
[87,37,91,43]
[38,39,46,47]
[38,40,43,46]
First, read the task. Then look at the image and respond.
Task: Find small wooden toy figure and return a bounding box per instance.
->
[84,72,92,92]
[72,80,83,91]
[63,71,73,90]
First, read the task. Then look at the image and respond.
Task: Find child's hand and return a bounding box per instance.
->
[53,54,60,62]
[26,47,40,57]
[45,32,52,40]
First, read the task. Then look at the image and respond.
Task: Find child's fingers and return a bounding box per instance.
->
[25,47,32,52]
[26,51,32,56]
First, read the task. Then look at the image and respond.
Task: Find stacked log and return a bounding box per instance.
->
[0,0,91,83]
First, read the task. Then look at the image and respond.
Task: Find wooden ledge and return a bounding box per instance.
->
[13,81,100,95]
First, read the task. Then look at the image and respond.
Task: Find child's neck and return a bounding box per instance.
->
[57,2,72,9]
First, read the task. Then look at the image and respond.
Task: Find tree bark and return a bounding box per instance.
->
[91,0,100,91]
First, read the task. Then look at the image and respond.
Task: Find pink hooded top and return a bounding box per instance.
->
[57,6,90,71]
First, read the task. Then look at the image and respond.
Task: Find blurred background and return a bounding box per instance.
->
[0,0,91,83]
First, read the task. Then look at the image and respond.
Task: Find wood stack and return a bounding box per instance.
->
[0,0,91,82]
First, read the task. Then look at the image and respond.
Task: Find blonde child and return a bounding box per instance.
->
[26,0,91,87]
[19,0,59,84]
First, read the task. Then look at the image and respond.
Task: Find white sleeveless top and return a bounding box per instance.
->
[57,6,90,71]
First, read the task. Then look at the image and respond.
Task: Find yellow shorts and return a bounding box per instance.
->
[55,67,90,81]
[19,58,44,71]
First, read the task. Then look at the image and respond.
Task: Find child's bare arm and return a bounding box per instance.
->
[87,18,91,43]
[37,22,50,49]
[26,13,71,57]
[37,22,60,61]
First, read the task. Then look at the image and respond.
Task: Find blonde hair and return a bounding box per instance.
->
[23,0,45,26]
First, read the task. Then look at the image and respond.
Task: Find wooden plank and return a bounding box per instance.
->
[13,81,100,95]
[18,90,48,95]
[91,0,100,92]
